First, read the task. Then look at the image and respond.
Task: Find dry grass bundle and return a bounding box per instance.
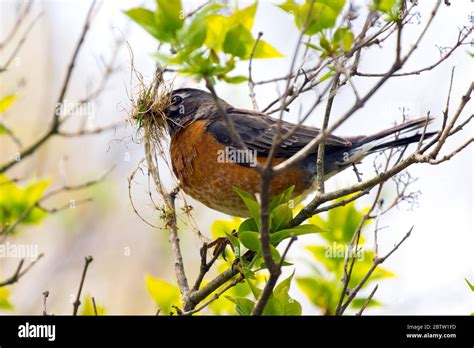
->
[131,71,173,149]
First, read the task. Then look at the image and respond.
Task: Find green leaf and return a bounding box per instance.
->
[223,24,254,58]
[318,71,334,82]
[305,1,345,35]
[270,224,326,245]
[125,1,184,43]
[233,187,260,230]
[155,0,184,33]
[333,27,354,52]
[261,297,282,315]
[210,218,241,239]
[225,232,240,250]
[204,14,228,51]
[351,297,382,309]
[296,277,339,314]
[279,0,346,36]
[124,8,162,40]
[270,204,293,233]
[246,278,262,300]
[225,296,255,315]
[465,278,474,291]
[320,35,331,51]
[219,75,248,84]
[222,23,282,60]
[80,296,106,315]
[145,274,180,314]
[208,281,251,315]
[0,175,50,229]
[0,287,13,310]
[238,218,259,233]
[230,2,258,30]
[272,271,302,315]
[371,0,396,13]
[0,95,15,113]
[280,294,302,315]
[238,231,260,252]
[270,245,281,262]
[182,3,222,50]
[278,0,297,14]
[274,271,294,295]
[304,42,321,51]
[269,186,295,211]
[252,40,284,58]
[183,13,207,49]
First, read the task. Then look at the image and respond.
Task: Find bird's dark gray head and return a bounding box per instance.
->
[165,88,227,135]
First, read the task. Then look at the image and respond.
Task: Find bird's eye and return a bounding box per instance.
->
[171,95,182,105]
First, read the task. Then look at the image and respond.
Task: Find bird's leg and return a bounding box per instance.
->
[207,230,238,261]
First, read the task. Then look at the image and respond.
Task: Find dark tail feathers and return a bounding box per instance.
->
[355,117,436,154]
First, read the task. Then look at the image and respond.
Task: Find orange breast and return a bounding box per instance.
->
[170,120,311,217]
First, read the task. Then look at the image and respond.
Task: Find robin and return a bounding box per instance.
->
[163,88,433,217]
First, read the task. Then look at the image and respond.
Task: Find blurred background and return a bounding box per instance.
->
[0,0,472,315]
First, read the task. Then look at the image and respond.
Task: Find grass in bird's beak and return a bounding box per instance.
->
[131,72,173,149]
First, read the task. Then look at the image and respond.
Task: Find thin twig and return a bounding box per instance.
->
[42,290,50,316]
[0,1,98,172]
[316,72,340,193]
[356,284,378,316]
[92,297,98,315]
[144,130,190,307]
[0,253,44,287]
[248,32,263,110]
[183,275,243,316]
[0,11,43,73]
[0,120,23,147]
[72,256,94,316]
[0,0,33,50]
[338,227,412,315]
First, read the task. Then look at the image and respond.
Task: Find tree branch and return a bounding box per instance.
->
[0,253,44,287]
[72,255,93,316]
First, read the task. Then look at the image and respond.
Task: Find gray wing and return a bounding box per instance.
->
[206,108,351,158]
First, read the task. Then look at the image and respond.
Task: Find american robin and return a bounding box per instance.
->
[163,88,433,217]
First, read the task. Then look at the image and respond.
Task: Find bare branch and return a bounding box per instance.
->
[188,266,240,308]
[0,253,44,287]
[0,120,22,147]
[248,32,263,111]
[356,284,379,316]
[144,131,190,306]
[316,72,341,193]
[72,255,94,315]
[42,290,50,315]
[0,0,33,50]
[337,227,412,315]
[0,11,42,73]
[183,275,243,316]
[0,1,98,173]
[191,243,221,292]
[354,27,472,78]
